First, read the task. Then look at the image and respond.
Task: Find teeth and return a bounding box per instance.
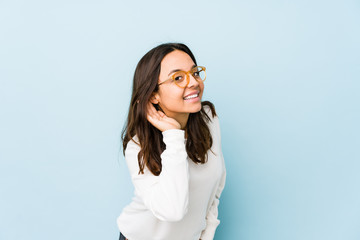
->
[184,94,198,100]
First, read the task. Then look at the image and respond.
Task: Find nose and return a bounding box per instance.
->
[187,73,200,88]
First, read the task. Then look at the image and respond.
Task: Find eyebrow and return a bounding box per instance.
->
[168,64,197,76]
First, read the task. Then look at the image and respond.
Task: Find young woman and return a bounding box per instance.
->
[117,43,226,240]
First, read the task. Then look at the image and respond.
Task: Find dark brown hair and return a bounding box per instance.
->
[121,43,216,176]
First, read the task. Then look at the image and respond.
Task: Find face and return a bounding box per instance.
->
[151,50,204,121]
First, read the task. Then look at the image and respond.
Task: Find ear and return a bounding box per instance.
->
[150,93,159,104]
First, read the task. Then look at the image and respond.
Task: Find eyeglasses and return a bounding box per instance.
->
[158,66,206,88]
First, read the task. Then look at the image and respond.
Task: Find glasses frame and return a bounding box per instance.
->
[158,66,206,88]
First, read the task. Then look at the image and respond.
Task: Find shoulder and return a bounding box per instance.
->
[124,135,141,155]
[123,135,145,175]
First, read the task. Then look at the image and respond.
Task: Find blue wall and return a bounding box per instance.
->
[0,0,359,239]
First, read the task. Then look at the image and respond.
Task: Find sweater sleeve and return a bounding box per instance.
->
[125,129,189,222]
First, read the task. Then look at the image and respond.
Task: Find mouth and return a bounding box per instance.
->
[183,91,200,100]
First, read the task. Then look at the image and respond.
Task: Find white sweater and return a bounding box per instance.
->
[117,108,226,240]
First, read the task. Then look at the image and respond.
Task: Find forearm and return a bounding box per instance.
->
[127,129,190,222]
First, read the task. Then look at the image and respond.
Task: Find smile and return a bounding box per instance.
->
[184,93,199,100]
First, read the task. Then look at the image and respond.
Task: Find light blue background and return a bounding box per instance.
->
[1,0,359,239]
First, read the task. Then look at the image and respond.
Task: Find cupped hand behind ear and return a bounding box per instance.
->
[146,102,181,132]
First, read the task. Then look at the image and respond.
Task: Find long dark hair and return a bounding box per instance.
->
[121,43,216,176]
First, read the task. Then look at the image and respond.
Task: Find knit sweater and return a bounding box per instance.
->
[117,107,226,240]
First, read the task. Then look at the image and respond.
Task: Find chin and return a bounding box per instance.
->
[189,103,202,113]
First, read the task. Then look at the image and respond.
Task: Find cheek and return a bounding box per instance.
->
[200,82,205,95]
[159,89,185,104]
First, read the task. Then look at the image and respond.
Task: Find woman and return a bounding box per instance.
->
[117,43,226,240]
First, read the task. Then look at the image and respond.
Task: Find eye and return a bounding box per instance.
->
[174,76,183,81]
[191,66,205,81]
[193,71,200,77]
[192,67,202,77]
[172,72,185,82]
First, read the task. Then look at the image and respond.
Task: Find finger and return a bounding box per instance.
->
[147,102,157,117]
[149,104,163,120]
[147,103,162,122]
[158,110,166,118]
[146,103,154,117]
[146,111,157,124]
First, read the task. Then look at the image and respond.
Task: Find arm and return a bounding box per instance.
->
[125,129,189,222]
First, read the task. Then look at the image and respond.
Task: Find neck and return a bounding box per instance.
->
[177,114,189,130]
[158,105,190,130]
[169,112,189,130]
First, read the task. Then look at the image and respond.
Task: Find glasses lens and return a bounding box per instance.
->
[192,66,206,81]
[172,71,187,87]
